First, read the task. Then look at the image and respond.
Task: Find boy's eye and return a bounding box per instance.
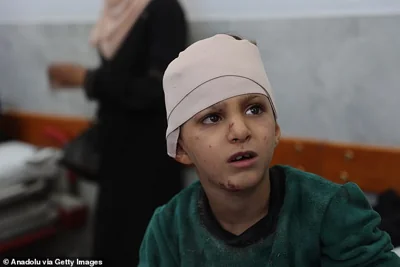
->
[202,114,221,124]
[246,104,263,115]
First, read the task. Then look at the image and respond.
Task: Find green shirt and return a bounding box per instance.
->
[139,165,400,266]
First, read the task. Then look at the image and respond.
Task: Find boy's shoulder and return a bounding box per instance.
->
[277,165,346,207]
[151,179,202,225]
[278,164,342,192]
[276,165,363,216]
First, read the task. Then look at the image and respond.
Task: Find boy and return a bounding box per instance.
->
[138,34,400,266]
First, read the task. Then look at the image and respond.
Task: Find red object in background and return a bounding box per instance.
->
[0,203,89,254]
[58,204,89,230]
[0,126,89,254]
[0,227,58,253]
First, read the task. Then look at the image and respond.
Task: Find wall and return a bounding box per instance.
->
[1,0,400,23]
[1,5,399,146]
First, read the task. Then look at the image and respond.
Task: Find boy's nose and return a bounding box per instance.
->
[227,118,251,144]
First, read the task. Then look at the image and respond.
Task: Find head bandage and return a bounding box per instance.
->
[163,34,278,158]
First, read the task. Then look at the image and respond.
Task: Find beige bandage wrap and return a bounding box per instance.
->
[163,34,278,158]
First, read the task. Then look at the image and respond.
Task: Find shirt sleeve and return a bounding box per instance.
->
[83,0,187,111]
[321,182,400,267]
[139,207,179,267]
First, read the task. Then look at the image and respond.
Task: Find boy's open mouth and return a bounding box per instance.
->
[228,151,258,162]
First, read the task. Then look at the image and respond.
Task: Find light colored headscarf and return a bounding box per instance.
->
[90,0,151,59]
[163,34,278,158]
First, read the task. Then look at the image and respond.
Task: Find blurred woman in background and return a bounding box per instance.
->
[48,0,187,264]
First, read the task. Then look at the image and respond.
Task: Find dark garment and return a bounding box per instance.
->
[374,190,400,247]
[0,99,6,142]
[0,131,10,143]
[83,0,187,265]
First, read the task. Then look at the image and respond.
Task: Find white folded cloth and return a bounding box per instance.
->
[0,141,62,187]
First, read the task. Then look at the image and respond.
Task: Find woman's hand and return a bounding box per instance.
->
[48,63,87,89]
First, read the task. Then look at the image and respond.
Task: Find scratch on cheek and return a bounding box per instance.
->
[264,136,267,141]
[227,180,237,190]
[218,180,239,191]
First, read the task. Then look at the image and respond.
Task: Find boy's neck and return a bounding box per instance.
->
[205,171,271,236]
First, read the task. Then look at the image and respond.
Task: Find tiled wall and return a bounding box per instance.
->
[1,15,399,146]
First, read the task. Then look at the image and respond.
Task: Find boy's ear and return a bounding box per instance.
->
[175,141,193,165]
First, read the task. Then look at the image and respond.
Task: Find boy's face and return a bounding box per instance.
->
[176,93,280,192]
